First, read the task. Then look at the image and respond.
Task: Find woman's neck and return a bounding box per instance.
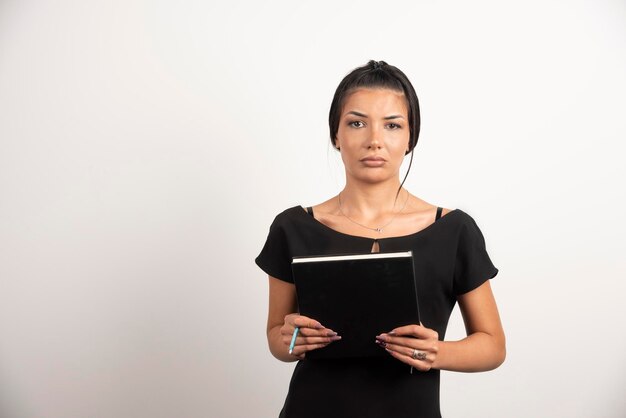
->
[339,179,405,218]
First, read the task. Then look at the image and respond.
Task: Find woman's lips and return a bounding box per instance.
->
[360,156,386,167]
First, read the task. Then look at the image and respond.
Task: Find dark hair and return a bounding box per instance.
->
[328,60,421,193]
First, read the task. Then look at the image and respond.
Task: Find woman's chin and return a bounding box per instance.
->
[349,172,397,185]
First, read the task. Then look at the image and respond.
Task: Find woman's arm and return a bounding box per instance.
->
[433,280,506,372]
[377,280,505,372]
[266,276,341,362]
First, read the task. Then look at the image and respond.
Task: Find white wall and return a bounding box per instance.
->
[1,1,625,417]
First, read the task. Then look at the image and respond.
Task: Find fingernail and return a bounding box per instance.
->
[326,331,337,337]
[375,339,387,348]
[388,331,396,335]
[375,335,386,341]
[331,335,342,341]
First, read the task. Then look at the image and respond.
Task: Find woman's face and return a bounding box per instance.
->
[335,88,410,185]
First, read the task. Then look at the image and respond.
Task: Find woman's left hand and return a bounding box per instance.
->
[375,324,439,372]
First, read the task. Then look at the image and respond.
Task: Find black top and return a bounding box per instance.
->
[256,206,498,418]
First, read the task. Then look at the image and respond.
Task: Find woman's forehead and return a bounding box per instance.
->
[342,88,408,115]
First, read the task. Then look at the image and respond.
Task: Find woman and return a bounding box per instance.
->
[256,60,505,418]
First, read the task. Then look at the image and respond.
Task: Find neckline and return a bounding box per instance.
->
[298,205,460,241]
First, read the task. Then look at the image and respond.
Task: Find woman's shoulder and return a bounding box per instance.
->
[447,208,483,223]
[406,196,480,231]
[403,195,461,224]
[441,208,494,243]
[439,207,478,226]
[307,195,338,214]
[265,205,308,228]
[275,205,307,217]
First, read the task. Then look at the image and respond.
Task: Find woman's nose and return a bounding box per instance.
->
[367,126,383,149]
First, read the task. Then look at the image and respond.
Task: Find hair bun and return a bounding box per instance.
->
[369,60,387,70]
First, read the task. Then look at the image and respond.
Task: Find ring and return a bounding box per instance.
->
[412,349,426,361]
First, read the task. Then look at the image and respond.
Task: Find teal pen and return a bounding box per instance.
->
[288,327,300,354]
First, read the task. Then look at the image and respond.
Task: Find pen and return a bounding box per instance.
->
[288,327,300,355]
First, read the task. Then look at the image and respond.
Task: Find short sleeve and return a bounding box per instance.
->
[255,214,294,283]
[453,214,499,295]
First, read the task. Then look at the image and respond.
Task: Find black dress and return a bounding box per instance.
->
[256,206,498,418]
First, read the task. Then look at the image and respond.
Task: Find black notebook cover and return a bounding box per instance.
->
[291,251,419,359]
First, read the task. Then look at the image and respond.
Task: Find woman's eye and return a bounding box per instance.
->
[387,123,401,130]
[349,121,365,128]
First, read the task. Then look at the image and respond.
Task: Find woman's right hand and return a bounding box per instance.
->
[281,313,342,359]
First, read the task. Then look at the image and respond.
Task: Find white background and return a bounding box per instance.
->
[1,1,625,417]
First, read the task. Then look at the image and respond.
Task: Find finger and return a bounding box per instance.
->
[387,324,438,340]
[379,340,433,363]
[290,343,329,357]
[281,326,338,339]
[375,335,437,353]
[298,327,339,337]
[291,315,325,329]
[283,313,323,329]
[283,334,342,346]
[383,347,432,372]
[299,335,342,345]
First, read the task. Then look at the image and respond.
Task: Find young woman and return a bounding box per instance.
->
[256,60,505,418]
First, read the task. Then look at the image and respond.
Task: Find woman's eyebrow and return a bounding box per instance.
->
[345,111,405,120]
[346,110,368,118]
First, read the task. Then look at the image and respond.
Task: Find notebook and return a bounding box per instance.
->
[291,251,420,359]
